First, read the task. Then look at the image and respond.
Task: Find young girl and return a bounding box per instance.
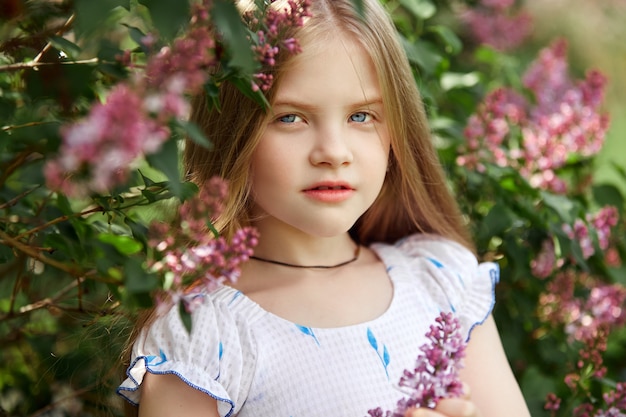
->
[118,1,531,416]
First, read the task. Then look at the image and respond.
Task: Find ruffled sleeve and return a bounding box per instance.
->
[393,233,499,341]
[117,289,256,417]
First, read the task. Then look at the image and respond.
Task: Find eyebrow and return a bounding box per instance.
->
[271,97,384,110]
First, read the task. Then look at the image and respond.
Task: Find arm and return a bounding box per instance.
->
[138,373,220,417]
[460,314,530,417]
[405,315,531,417]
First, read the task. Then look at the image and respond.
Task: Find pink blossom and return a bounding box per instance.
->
[531,238,559,279]
[45,84,170,194]
[148,178,259,310]
[458,40,610,195]
[367,312,466,416]
[461,0,532,51]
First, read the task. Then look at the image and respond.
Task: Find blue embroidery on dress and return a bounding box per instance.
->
[219,341,223,360]
[367,328,390,379]
[295,324,320,346]
[386,265,395,272]
[145,349,167,366]
[427,257,443,268]
[229,291,243,306]
[456,272,466,288]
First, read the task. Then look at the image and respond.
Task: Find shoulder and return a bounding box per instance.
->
[118,286,260,415]
[371,233,499,341]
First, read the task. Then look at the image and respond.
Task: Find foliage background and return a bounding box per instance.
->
[1,0,625,416]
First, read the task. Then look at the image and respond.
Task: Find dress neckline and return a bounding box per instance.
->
[215,241,406,331]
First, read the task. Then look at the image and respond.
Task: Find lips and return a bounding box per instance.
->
[303,181,355,203]
[305,181,354,191]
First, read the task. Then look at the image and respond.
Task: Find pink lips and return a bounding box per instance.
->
[303,182,354,203]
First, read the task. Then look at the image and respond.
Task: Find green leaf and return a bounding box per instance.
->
[229,74,270,109]
[440,72,480,91]
[123,24,148,49]
[48,36,82,60]
[74,0,130,35]
[178,301,193,333]
[427,25,462,55]
[592,184,624,210]
[137,0,190,40]
[398,0,436,20]
[212,0,256,74]
[98,233,143,255]
[401,37,442,75]
[145,138,182,198]
[124,257,159,294]
[541,191,577,223]
[176,120,212,149]
[477,203,514,243]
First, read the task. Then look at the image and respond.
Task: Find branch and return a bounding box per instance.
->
[0,229,82,277]
[0,276,86,322]
[13,205,105,241]
[0,57,100,72]
[32,14,76,64]
[1,120,58,133]
[0,185,40,209]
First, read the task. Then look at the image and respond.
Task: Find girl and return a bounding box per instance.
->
[118,1,531,416]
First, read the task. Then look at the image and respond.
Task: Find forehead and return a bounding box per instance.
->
[271,32,381,106]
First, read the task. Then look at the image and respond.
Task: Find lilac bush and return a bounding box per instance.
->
[0,0,624,415]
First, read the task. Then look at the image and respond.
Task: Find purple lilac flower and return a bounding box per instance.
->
[367,312,466,417]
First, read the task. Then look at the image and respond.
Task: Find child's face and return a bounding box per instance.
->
[249,32,391,239]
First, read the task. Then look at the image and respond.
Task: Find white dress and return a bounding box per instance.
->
[117,234,499,417]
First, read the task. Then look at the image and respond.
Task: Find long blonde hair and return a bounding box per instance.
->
[185,0,473,250]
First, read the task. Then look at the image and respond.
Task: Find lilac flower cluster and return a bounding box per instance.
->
[245,0,312,91]
[45,0,310,196]
[457,40,610,195]
[531,206,619,279]
[367,312,466,417]
[461,0,532,51]
[559,382,626,417]
[148,177,258,311]
[538,269,626,412]
[538,270,626,346]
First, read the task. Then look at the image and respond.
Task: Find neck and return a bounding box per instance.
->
[251,244,360,269]
[250,230,358,268]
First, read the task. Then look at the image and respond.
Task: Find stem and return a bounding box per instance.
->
[0,276,85,322]
[0,229,81,277]
[32,14,76,64]
[13,205,105,241]
[0,149,40,186]
[28,383,96,417]
[1,120,58,132]
[0,185,40,210]
[0,57,100,72]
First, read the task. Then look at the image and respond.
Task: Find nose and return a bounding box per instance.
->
[309,124,353,167]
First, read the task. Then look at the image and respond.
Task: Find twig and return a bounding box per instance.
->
[0,276,86,322]
[0,185,41,209]
[0,149,39,186]
[32,14,76,64]
[13,206,105,241]
[0,229,81,277]
[1,120,57,132]
[0,57,100,72]
[28,382,96,417]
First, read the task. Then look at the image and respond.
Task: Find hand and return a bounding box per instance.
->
[404,384,481,417]
[403,398,480,417]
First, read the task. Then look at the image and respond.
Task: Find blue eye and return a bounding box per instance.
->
[350,112,370,123]
[278,114,300,123]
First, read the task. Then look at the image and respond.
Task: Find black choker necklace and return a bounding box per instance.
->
[250,245,361,269]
